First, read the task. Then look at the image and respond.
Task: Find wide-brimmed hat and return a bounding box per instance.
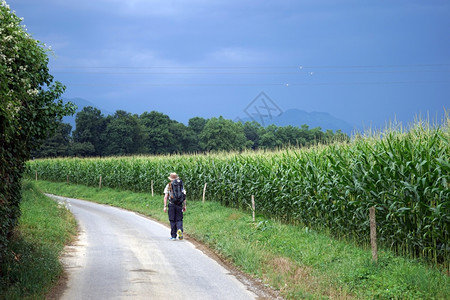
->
[168,173,179,180]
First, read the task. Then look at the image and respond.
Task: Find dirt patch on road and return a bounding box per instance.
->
[46,270,69,300]
[45,236,78,299]
[46,223,86,300]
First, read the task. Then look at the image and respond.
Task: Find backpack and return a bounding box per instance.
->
[169,179,185,206]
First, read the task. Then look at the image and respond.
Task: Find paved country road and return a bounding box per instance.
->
[46,195,270,300]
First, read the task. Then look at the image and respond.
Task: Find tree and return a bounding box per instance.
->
[299,124,314,145]
[199,117,251,152]
[102,110,143,156]
[70,141,95,157]
[276,125,307,147]
[173,121,193,153]
[188,117,207,135]
[309,126,324,145]
[72,106,106,156]
[186,117,207,153]
[31,121,72,158]
[0,2,75,261]
[259,125,282,149]
[243,121,262,149]
[140,111,175,154]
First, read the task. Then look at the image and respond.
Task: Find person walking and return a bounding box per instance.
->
[164,173,186,240]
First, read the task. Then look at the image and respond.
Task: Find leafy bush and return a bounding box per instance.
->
[0,2,74,264]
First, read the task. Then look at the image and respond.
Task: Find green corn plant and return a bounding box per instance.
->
[25,116,449,266]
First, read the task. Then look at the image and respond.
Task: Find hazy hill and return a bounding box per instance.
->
[239,108,355,134]
[62,98,354,134]
[62,97,111,130]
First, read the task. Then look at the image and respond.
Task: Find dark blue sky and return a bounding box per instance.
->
[7,0,450,130]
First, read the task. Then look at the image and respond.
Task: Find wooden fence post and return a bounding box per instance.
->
[66,174,69,184]
[202,183,207,203]
[252,195,255,222]
[370,206,378,263]
[99,175,102,189]
[35,170,38,181]
[151,180,154,197]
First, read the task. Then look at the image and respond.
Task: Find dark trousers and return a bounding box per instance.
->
[168,203,183,238]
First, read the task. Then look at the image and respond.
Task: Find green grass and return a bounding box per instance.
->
[0,181,77,300]
[33,180,449,299]
[26,117,450,266]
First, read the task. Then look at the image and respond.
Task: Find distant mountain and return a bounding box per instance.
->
[62,97,111,130]
[61,97,355,135]
[239,108,355,134]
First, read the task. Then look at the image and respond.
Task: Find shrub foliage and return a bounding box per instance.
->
[0,2,74,263]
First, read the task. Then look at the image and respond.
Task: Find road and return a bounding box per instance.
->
[47,195,259,300]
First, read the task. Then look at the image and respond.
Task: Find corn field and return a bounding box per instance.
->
[26,119,449,265]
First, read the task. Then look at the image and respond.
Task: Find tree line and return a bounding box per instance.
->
[32,106,350,158]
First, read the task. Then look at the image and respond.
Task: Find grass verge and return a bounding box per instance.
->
[33,180,448,299]
[0,181,77,300]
